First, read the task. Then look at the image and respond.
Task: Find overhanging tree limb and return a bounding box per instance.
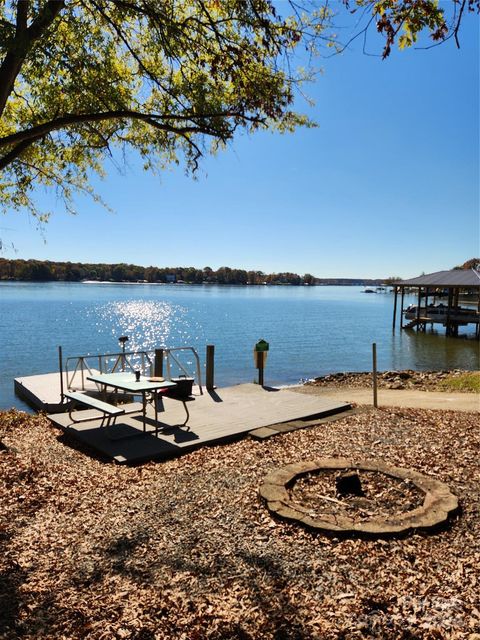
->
[0,108,263,147]
[0,108,267,170]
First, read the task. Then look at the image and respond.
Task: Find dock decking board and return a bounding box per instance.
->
[15,371,101,412]
[48,383,350,464]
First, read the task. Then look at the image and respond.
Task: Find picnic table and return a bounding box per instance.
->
[86,371,187,433]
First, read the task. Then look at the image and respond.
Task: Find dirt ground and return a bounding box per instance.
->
[1,403,479,640]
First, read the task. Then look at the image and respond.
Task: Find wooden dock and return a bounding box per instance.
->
[48,383,351,464]
[14,371,100,412]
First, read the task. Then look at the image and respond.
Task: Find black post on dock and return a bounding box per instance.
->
[372,342,378,409]
[154,349,164,377]
[206,345,215,390]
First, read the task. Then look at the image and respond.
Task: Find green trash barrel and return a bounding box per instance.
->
[254,339,269,353]
[254,340,269,385]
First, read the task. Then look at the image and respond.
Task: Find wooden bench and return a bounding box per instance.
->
[64,391,124,428]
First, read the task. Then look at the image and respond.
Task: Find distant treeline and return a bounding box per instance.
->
[0,259,384,286]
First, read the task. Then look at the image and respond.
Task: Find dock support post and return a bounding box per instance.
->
[477,291,480,339]
[416,288,421,331]
[400,287,405,329]
[453,288,459,337]
[392,286,398,331]
[58,346,64,401]
[206,345,215,391]
[154,349,164,377]
[424,287,429,331]
[372,343,378,409]
[446,289,453,336]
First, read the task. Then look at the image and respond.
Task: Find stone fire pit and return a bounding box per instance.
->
[259,458,459,536]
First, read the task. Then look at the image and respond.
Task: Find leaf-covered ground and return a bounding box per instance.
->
[1,407,479,640]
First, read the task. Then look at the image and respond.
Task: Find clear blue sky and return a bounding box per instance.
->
[1,10,478,279]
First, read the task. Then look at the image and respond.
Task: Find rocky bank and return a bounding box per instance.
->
[305,369,477,392]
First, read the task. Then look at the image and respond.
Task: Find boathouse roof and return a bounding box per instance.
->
[397,268,480,288]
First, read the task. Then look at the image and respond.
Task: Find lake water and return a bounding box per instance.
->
[1,282,478,411]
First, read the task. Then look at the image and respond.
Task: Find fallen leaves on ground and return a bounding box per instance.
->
[1,405,479,639]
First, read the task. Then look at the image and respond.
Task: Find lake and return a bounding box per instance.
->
[1,281,478,411]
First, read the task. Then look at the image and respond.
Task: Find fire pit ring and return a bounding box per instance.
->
[259,458,458,536]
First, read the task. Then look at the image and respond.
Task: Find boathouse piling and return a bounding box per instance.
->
[392,286,398,331]
[400,288,405,329]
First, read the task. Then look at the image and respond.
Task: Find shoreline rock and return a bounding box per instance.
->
[305,369,477,392]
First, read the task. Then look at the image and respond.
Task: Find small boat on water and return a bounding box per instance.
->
[363,288,376,294]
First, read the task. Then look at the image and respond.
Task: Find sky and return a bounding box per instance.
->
[1,7,479,279]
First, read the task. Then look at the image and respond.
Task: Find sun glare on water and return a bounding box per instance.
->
[91,300,204,354]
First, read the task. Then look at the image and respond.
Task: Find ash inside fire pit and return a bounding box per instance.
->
[292,469,423,522]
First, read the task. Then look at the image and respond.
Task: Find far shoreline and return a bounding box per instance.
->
[2,279,387,287]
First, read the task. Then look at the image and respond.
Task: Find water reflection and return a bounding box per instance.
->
[91,300,205,353]
[390,329,479,371]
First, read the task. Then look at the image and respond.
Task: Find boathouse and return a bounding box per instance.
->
[392,268,480,338]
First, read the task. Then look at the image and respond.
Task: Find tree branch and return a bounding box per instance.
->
[453,0,467,48]
[0,108,261,148]
[0,108,265,170]
[16,1,29,33]
[0,1,65,118]
[0,138,37,170]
